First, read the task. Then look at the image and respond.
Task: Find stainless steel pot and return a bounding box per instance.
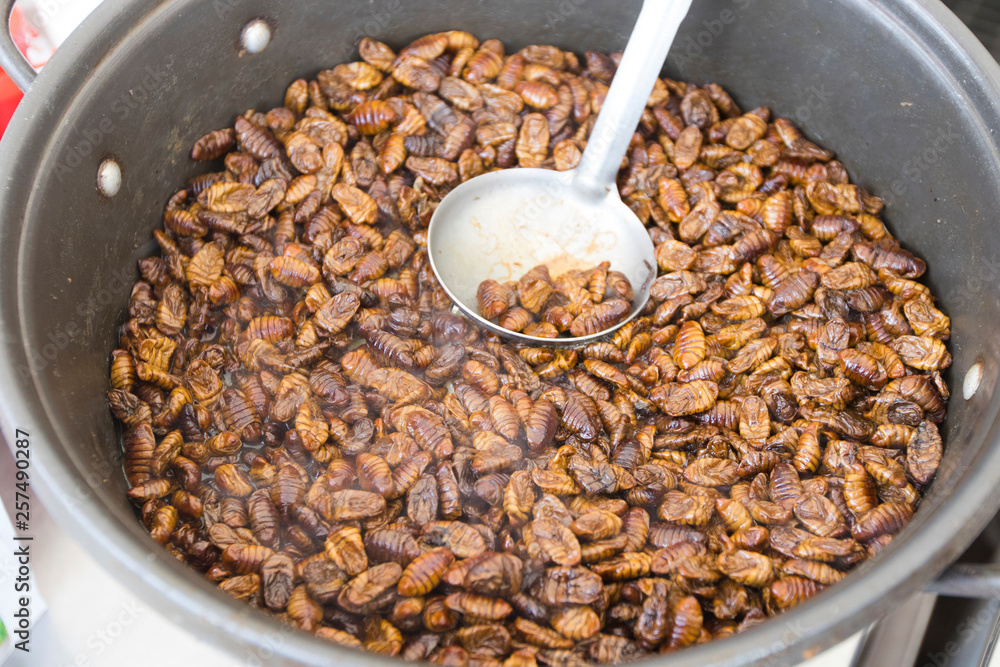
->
[0,1,998,665]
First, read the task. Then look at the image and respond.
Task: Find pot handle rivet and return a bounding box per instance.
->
[964,361,983,400]
[97,159,122,198]
[241,20,271,55]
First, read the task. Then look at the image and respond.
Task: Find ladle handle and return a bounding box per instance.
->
[573,0,692,199]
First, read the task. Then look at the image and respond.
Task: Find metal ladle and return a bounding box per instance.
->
[428,0,693,345]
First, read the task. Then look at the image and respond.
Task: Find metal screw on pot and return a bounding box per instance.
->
[241,19,271,55]
[96,159,121,198]
[964,361,983,400]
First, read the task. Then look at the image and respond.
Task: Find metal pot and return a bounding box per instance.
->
[0,0,998,664]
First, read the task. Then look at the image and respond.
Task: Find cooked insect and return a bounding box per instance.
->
[476,264,634,338]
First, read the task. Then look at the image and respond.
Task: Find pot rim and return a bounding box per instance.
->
[1,0,999,665]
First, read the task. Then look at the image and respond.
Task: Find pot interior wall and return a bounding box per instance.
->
[8,0,1000,662]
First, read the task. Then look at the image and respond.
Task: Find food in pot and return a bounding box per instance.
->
[107,31,950,662]
[477,263,634,338]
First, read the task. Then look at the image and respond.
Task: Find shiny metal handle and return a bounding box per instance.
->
[572,0,692,199]
[0,0,36,92]
[929,563,1000,598]
[852,566,1000,667]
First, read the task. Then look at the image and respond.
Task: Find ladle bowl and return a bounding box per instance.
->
[427,167,658,345]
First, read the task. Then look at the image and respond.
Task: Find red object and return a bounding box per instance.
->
[0,70,23,134]
[0,6,30,135]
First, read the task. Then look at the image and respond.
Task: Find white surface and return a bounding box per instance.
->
[15,0,104,58]
[802,636,862,667]
[5,505,236,667]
